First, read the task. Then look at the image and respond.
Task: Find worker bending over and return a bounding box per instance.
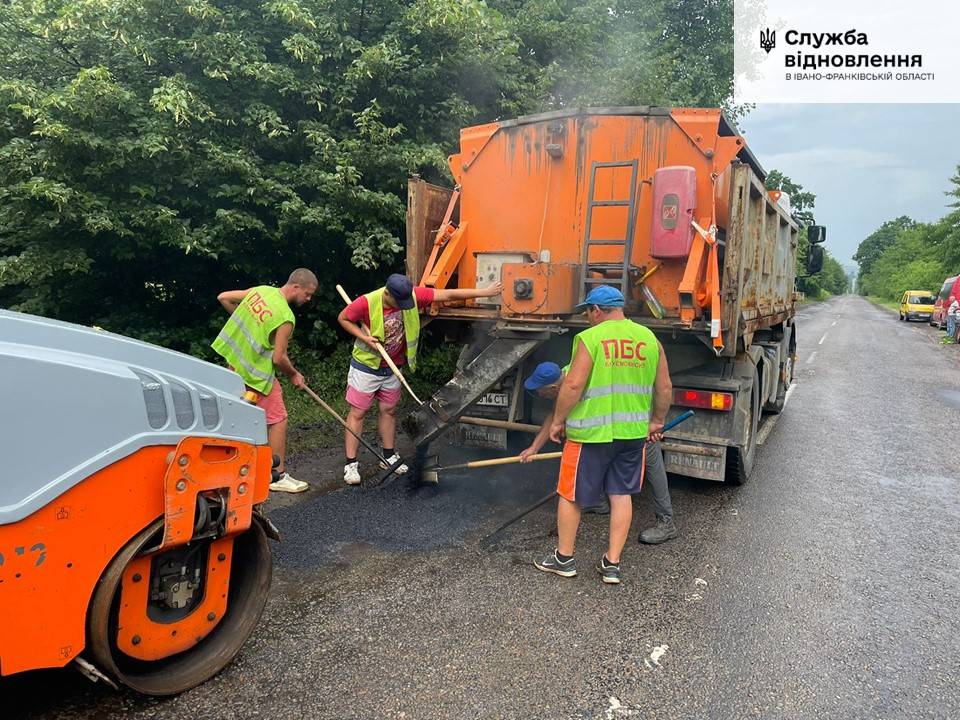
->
[338,274,502,485]
[521,361,678,544]
[213,268,318,493]
[533,286,673,584]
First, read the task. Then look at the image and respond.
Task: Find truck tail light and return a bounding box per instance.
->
[674,388,733,411]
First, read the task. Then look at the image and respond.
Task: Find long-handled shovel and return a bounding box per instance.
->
[302,385,406,483]
[481,410,696,543]
[419,451,562,484]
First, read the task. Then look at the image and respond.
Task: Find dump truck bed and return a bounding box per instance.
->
[408,106,799,354]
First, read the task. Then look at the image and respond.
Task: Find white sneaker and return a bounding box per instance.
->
[344,461,361,486]
[379,453,409,475]
[270,472,308,493]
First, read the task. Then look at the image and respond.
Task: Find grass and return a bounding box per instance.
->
[280,340,460,456]
[798,290,832,306]
[866,296,900,313]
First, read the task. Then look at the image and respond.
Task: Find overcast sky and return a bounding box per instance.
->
[739,104,960,270]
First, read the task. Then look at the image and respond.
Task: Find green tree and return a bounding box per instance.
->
[0,0,537,352]
[0,0,741,354]
[491,0,735,112]
[853,215,916,291]
[859,222,947,299]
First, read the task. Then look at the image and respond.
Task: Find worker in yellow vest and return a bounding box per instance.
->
[521,361,678,543]
[213,268,318,493]
[533,286,673,584]
[337,273,502,485]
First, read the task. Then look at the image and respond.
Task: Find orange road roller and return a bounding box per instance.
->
[0,309,277,695]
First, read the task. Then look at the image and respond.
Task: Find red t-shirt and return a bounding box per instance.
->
[345,287,435,369]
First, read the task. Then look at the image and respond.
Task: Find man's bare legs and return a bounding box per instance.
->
[268,419,287,472]
[557,496,582,557]
[606,494,633,564]
[345,406,366,457]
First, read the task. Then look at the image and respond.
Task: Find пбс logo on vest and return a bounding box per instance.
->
[760,28,775,53]
[245,291,274,324]
[600,339,648,365]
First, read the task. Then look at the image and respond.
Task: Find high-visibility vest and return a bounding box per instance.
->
[565,319,658,443]
[351,288,421,372]
[212,285,295,394]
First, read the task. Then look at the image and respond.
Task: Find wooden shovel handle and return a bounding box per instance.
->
[465,452,563,469]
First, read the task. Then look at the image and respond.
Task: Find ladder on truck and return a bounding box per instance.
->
[579,159,639,303]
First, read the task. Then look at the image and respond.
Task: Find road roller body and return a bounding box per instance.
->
[0,309,276,695]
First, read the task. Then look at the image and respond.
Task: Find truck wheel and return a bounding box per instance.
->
[87,518,272,696]
[726,372,759,485]
[767,354,794,415]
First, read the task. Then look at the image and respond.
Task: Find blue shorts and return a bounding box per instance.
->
[557,439,647,507]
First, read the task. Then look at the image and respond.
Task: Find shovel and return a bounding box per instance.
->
[419,451,562,484]
[481,410,696,542]
[302,385,407,483]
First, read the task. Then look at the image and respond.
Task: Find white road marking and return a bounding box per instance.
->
[806,351,818,364]
[818,333,828,345]
[831,320,838,327]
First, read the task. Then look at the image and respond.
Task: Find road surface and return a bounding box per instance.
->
[6,296,960,719]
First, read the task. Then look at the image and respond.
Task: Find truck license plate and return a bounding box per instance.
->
[477,392,510,408]
[663,448,726,482]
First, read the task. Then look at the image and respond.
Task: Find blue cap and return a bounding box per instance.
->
[575,285,625,309]
[385,273,415,310]
[524,362,562,392]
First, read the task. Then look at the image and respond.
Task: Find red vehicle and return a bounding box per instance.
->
[932,275,960,327]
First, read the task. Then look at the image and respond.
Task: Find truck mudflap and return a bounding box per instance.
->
[661,440,727,482]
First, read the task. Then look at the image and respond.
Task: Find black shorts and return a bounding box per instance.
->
[556,439,647,507]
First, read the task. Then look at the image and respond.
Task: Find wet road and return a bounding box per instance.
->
[7,296,960,719]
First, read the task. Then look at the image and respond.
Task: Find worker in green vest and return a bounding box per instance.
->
[521,361,679,543]
[213,268,318,493]
[533,286,673,584]
[338,273,502,485]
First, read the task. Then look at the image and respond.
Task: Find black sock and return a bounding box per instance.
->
[602,554,619,567]
[346,456,357,465]
[382,448,395,456]
[556,550,573,563]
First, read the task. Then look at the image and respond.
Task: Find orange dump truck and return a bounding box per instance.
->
[406,107,826,483]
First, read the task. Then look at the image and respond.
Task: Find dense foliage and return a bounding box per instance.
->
[764,170,849,297]
[856,167,960,300]
[0,0,736,355]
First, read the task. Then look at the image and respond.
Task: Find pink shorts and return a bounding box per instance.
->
[345,365,402,411]
[250,380,287,425]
